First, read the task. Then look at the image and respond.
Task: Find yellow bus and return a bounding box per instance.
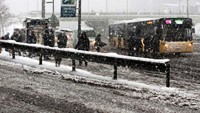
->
[109,18,195,56]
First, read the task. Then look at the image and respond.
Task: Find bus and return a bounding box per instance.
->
[109,18,195,56]
[23,17,50,44]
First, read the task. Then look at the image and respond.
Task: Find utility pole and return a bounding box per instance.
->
[187,0,189,18]
[42,0,45,18]
[73,0,81,71]
[78,0,81,39]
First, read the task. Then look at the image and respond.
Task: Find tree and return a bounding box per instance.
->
[0,0,10,36]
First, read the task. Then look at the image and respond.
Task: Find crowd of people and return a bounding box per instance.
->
[0,27,106,67]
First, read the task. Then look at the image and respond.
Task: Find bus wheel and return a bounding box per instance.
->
[175,53,181,55]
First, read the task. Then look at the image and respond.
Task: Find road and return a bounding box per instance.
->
[1,44,200,112]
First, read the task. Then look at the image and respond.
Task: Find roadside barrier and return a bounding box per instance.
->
[0,40,170,87]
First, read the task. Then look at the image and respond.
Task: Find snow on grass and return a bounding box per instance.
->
[1,48,200,109]
[195,23,200,36]
[0,49,195,94]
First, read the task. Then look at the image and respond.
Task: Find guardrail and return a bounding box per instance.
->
[0,40,171,87]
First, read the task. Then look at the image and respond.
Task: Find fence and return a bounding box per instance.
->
[0,40,171,87]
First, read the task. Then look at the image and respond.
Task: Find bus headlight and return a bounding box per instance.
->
[164,43,169,48]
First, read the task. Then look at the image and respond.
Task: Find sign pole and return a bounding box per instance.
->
[53,0,54,14]
[42,0,45,18]
[78,0,81,39]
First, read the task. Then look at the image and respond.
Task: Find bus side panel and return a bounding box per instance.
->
[113,37,119,48]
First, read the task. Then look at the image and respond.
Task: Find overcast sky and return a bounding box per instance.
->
[5,0,159,14]
[5,0,197,15]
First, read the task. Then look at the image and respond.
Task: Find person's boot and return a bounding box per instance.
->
[79,61,82,66]
[85,61,88,67]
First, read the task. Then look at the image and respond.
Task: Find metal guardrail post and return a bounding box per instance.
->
[39,49,43,65]
[12,46,15,59]
[166,64,170,87]
[72,60,76,71]
[113,63,117,80]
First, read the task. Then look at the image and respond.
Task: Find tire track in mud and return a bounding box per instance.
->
[0,87,104,113]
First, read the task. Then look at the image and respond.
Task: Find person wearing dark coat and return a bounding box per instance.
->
[54,32,67,67]
[43,30,50,46]
[57,32,67,48]
[49,29,55,47]
[11,31,23,56]
[128,33,142,56]
[94,34,101,52]
[75,32,90,51]
[75,32,90,66]
[11,31,19,41]
[26,31,37,57]
[43,30,51,60]
[4,33,10,40]
[27,31,36,44]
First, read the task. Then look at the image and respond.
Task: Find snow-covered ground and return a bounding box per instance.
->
[0,48,200,111]
[195,23,200,37]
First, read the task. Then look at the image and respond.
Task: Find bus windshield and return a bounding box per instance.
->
[83,30,96,38]
[161,19,193,41]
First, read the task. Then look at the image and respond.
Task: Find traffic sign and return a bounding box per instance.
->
[62,0,76,5]
[60,5,76,17]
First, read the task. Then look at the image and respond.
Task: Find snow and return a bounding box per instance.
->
[5,23,23,35]
[195,23,200,36]
[112,18,159,25]
[59,21,94,31]
[1,48,200,110]
[0,49,189,93]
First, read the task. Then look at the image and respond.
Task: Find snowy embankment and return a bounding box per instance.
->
[195,23,200,37]
[0,49,200,110]
[5,23,23,35]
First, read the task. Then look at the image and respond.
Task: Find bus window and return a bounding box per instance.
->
[84,30,96,38]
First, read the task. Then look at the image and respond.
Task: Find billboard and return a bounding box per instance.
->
[62,0,76,5]
[61,0,77,17]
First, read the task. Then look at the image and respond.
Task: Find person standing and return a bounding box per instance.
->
[95,34,101,52]
[49,29,55,47]
[75,32,90,66]
[43,30,51,60]
[27,31,37,57]
[27,31,36,44]
[57,32,67,48]
[4,33,10,40]
[128,30,142,57]
[54,32,67,67]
